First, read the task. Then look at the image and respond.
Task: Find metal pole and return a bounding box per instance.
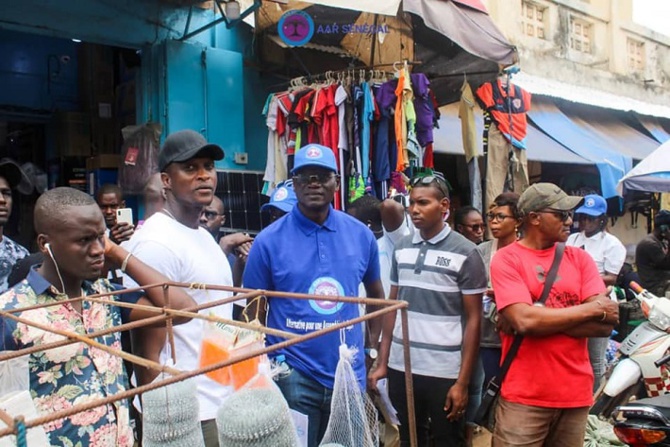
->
[400,307,418,447]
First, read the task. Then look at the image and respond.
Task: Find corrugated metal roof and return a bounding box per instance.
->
[267,34,349,55]
[513,72,670,119]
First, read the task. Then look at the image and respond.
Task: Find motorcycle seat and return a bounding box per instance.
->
[624,394,670,420]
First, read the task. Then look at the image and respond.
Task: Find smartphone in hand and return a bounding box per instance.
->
[116,208,134,226]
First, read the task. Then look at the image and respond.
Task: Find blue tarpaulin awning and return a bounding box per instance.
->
[634,114,670,144]
[556,104,659,161]
[433,103,592,165]
[528,97,632,199]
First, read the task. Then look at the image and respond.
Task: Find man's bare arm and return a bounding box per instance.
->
[501,292,618,337]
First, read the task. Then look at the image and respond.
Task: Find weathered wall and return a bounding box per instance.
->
[482,0,670,107]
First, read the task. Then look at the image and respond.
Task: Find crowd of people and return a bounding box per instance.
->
[0,129,670,447]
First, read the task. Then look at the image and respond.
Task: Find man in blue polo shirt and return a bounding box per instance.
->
[244,143,385,447]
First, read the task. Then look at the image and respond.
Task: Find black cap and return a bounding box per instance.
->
[158,130,224,171]
[0,159,25,189]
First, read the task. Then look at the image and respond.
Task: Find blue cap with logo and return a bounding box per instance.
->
[575,194,607,216]
[291,144,338,175]
[261,180,297,213]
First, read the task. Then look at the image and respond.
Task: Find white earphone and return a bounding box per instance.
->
[44,242,66,294]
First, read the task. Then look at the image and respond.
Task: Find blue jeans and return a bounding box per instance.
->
[588,337,609,392]
[275,366,333,447]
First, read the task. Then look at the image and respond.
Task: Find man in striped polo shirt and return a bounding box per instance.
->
[369,174,486,447]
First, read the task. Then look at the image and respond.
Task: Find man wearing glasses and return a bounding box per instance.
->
[490,183,619,447]
[199,195,226,240]
[244,143,385,447]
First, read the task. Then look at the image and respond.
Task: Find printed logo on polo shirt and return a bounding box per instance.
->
[274,187,288,202]
[585,197,595,208]
[306,146,323,159]
[308,276,344,315]
[435,256,451,267]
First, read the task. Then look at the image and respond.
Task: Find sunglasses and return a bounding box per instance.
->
[292,173,338,185]
[463,223,486,232]
[409,175,449,197]
[537,209,573,222]
[486,212,514,223]
[200,210,221,220]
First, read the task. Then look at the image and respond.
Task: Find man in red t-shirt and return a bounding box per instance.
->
[490,183,619,447]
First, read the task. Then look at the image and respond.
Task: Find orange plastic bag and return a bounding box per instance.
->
[199,321,264,388]
[199,322,237,385]
[229,340,265,390]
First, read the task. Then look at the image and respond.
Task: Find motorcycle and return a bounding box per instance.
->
[591,282,670,418]
[612,353,670,446]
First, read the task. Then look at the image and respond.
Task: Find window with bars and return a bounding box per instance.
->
[570,18,592,53]
[627,38,645,73]
[521,1,547,39]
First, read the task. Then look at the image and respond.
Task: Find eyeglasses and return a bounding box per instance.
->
[200,210,221,220]
[409,175,449,197]
[462,223,486,232]
[486,212,514,222]
[292,173,337,185]
[537,209,573,222]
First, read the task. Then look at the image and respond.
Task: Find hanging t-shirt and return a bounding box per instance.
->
[373,80,396,183]
[263,94,277,189]
[411,73,434,147]
[476,80,531,149]
[335,85,349,152]
[361,82,375,180]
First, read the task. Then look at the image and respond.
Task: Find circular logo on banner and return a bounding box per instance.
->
[274,187,288,202]
[278,10,315,47]
[308,277,345,315]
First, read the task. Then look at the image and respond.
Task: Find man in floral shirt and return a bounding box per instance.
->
[0,187,196,447]
[0,158,29,293]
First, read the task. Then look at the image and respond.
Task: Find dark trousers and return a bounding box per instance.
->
[388,368,465,447]
[481,347,502,391]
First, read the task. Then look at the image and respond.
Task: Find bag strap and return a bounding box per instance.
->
[497,243,565,383]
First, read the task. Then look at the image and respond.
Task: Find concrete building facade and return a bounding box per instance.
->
[482,0,670,106]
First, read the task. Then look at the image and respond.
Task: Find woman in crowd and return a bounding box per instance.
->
[477,192,522,388]
[454,205,485,245]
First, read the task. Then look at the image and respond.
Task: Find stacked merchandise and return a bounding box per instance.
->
[142,377,205,447]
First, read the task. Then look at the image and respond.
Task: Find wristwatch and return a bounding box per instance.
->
[365,348,378,360]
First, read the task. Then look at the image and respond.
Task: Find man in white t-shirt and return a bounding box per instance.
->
[123,129,233,446]
[566,193,626,391]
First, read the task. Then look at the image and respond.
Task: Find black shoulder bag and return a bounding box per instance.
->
[474,243,565,431]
